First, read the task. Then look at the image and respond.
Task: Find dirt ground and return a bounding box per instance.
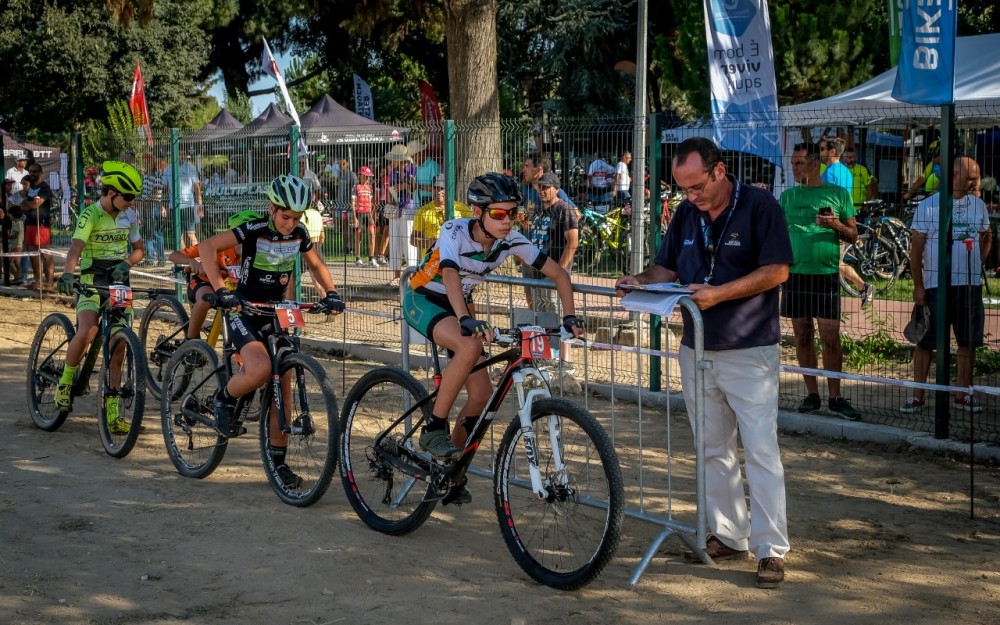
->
[2,292,1000,625]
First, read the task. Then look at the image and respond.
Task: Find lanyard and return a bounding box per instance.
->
[698,178,741,284]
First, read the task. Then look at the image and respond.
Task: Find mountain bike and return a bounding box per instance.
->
[577,200,650,275]
[159,295,339,507]
[840,206,901,298]
[26,282,153,458]
[339,326,624,590]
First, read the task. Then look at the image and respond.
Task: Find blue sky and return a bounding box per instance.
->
[207,50,290,116]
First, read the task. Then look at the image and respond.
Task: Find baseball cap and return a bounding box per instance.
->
[538,172,560,188]
[16,155,28,162]
[903,304,931,344]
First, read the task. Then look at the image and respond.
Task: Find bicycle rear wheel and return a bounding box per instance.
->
[576,222,603,275]
[160,340,227,478]
[26,313,75,431]
[494,398,624,590]
[339,367,436,534]
[841,231,899,296]
[138,295,189,401]
[259,353,339,507]
[98,327,148,458]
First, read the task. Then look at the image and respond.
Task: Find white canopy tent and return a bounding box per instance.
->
[780,33,1000,128]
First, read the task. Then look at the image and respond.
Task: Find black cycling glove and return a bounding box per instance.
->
[215,287,242,310]
[319,290,345,313]
[459,315,490,337]
[563,314,584,333]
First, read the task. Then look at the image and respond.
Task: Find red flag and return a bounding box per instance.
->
[129,62,153,146]
[418,81,443,156]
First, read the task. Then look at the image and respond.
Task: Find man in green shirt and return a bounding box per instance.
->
[779,143,861,421]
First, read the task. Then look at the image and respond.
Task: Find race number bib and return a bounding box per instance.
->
[108,285,133,309]
[520,325,551,360]
[275,302,306,329]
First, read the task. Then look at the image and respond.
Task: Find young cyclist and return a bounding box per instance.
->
[403,172,585,501]
[168,210,262,340]
[198,174,345,489]
[55,161,145,433]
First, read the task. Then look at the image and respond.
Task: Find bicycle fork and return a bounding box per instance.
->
[509,368,565,500]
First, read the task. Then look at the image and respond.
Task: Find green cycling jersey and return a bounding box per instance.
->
[72,203,141,274]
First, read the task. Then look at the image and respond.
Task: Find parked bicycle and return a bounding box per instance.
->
[839,200,904,297]
[576,199,650,275]
[339,325,624,590]
[159,294,339,507]
[26,282,154,458]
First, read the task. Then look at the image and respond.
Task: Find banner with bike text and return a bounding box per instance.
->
[418,81,443,156]
[353,74,375,120]
[702,0,781,167]
[890,0,956,105]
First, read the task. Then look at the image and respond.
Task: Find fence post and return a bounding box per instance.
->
[933,105,955,439]
[169,129,182,301]
[648,113,663,392]
[444,120,456,220]
[73,132,85,217]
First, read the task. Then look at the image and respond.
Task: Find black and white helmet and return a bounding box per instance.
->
[267,174,311,212]
[467,172,522,207]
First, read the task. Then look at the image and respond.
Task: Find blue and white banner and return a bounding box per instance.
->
[891,0,956,105]
[353,74,375,120]
[703,0,780,166]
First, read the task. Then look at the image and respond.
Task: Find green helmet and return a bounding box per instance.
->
[228,210,262,229]
[267,174,311,212]
[101,160,143,195]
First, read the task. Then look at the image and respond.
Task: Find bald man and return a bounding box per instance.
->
[903,156,993,414]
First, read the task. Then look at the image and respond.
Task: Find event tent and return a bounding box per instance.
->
[299,95,405,145]
[186,109,245,142]
[1,129,62,176]
[781,33,1000,128]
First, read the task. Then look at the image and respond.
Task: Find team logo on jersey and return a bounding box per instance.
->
[724,232,741,247]
[245,221,269,231]
[683,238,695,246]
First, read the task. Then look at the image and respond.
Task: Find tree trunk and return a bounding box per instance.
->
[444,0,502,184]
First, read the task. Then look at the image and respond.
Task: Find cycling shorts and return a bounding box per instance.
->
[224,310,274,352]
[403,288,456,340]
[76,272,134,327]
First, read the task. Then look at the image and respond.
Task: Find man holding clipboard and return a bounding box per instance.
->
[615,137,793,588]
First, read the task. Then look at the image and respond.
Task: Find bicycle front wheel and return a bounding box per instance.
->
[577,222,603,275]
[495,398,624,590]
[339,367,436,534]
[259,353,339,507]
[138,295,189,401]
[98,327,148,458]
[841,232,899,296]
[160,340,227,478]
[26,313,75,431]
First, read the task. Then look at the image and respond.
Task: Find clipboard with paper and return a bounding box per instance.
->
[619,283,692,317]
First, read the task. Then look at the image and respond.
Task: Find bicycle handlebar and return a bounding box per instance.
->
[200,292,326,315]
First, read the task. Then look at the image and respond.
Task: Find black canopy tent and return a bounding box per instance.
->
[299,95,405,147]
[1,129,62,178]
[183,109,247,154]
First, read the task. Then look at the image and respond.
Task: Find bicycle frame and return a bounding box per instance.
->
[376,329,565,500]
[71,290,136,399]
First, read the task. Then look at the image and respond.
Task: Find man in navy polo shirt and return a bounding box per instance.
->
[615,137,793,589]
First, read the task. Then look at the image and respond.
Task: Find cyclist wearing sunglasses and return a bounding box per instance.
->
[403,172,586,484]
[54,160,145,433]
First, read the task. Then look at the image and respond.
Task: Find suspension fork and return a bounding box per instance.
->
[509,366,561,498]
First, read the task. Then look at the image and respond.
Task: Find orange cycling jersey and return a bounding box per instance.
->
[177,243,241,290]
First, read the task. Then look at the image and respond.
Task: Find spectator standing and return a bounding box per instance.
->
[139,155,165,266]
[352,165,378,266]
[615,137,792,589]
[903,140,942,200]
[842,147,878,207]
[902,156,992,414]
[521,153,576,215]
[24,163,55,290]
[6,156,30,185]
[587,152,616,203]
[613,151,633,205]
[162,152,203,248]
[385,150,417,286]
[411,174,472,258]
[818,136,854,190]
[522,171,581,392]
[780,143,861,420]
[409,141,440,206]
[7,205,24,284]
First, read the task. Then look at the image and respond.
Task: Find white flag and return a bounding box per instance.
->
[353,74,374,120]
[262,37,307,153]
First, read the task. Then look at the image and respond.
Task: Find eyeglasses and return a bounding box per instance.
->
[486,207,519,221]
[678,167,717,197]
[117,192,137,202]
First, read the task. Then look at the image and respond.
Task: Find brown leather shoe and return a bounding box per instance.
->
[755,557,784,588]
[685,535,748,562]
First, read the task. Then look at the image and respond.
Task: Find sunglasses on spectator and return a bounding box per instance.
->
[486,207,519,220]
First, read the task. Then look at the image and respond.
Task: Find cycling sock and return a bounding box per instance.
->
[423,415,449,433]
[215,385,234,403]
[269,445,287,465]
[459,415,478,437]
[59,364,78,386]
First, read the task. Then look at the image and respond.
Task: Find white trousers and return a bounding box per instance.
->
[388,217,417,270]
[679,344,790,560]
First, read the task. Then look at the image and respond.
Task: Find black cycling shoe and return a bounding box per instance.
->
[212,397,244,438]
[276,464,303,489]
[442,484,472,506]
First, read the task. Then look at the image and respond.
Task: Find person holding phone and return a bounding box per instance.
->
[779,142,860,420]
